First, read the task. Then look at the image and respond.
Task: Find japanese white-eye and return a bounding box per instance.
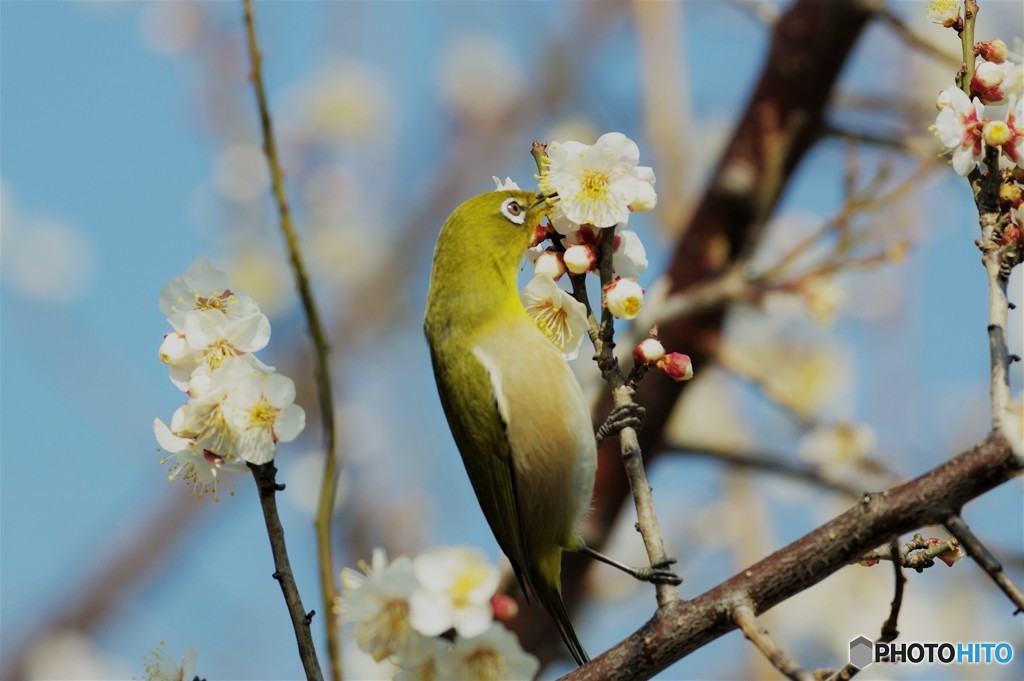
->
[424,189,594,665]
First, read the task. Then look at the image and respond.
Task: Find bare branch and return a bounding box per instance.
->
[733,601,814,681]
[249,463,324,681]
[561,433,1021,680]
[944,514,1024,615]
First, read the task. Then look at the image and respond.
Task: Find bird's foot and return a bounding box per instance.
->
[579,546,683,586]
[596,403,645,445]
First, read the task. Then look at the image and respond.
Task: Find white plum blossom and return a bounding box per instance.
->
[340,549,428,664]
[934,86,987,176]
[605,277,645,320]
[798,423,877,478]
[434,623,540,681]
[540,132,657,229]
[156,258,305,492]
[520,275,589,360]
[612,228,648,278]
[154,417,245,501]
[224,369,306,465]
[925,0,960,28]
[159,256,266,332]
[408,546,501,639]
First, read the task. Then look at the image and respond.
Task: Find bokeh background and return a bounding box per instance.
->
[2,1,1022,679]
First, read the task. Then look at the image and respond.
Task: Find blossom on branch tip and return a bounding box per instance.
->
[142,642,197,681]
[539,132,656,228]
[225,369,306,465]
[520,275,588,359]
[154,417,244,501]
[604,276,645,319]
[159,256,265,331]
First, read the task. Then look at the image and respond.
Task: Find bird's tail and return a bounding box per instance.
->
[532,552,590,666]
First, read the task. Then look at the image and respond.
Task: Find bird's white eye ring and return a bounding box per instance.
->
[500,198,526,225]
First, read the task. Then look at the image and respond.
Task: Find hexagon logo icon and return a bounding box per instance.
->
[849,636,874,669]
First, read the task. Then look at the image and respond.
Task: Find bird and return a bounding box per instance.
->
[424,188,596,664]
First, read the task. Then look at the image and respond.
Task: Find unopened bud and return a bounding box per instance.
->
[977,39,1008,64]
[604,277,645,319]
[491,594,519,622]
[159,332,190,365]
[563,244,596,274]
[939,545,964,567]
[633,338,666,365]
[534,249,566,280]
[657,352,694,381]
[973,60,1004,88]
[859,558,880,567]
[630,180,658,212]
[982,120,1012,146]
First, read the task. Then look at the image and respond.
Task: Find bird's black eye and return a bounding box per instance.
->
[500,198,526,225]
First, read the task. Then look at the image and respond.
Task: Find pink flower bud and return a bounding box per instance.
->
[977,39,1008,64]
[491,594,519,622]
[939,545,963,567]
[859,558,880,567]
[563,244,596,274]
[633,338,666,365]
[657,352,694,381]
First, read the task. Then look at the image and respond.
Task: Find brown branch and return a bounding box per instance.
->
[732,601,814,681]
[859,533,960,571]
[241,2,341,679]
[249,463,324,681]
[944,514,1024,614]
[561,432,1020,680]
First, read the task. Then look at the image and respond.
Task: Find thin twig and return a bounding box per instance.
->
[596,226,680,607]
[249,463,324,681]
[824,538,905,681]
[944,514,1024,614]
[859,533,961,571]
[733,601,814,681]
[241,2,340,679]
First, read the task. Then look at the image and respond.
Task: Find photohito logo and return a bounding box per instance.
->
[848,637,1015,669]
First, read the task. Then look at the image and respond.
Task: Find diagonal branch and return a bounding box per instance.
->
[944,514,1024,615]
[561,433,1021,680]
[732,601,814,681]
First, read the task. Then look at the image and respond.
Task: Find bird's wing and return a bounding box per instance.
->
[427,341,534,598]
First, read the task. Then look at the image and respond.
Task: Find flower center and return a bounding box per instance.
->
[466,648,507,681]
[204,339,240,370]
[194,290,233,313]
[526,300,575,351]
[450,563,490,608]
[248,398,278,433]
[580,170,610,200]
[361,598,410,662]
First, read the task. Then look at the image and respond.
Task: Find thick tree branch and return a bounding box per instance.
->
[562,433,1020,680]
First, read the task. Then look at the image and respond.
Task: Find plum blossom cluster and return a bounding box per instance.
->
[339,546,539,680]
[928,3,1024,271]
[154,258,305,500]
[505,132,692,381]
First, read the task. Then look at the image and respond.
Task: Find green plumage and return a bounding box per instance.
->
[424,190,594,665]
